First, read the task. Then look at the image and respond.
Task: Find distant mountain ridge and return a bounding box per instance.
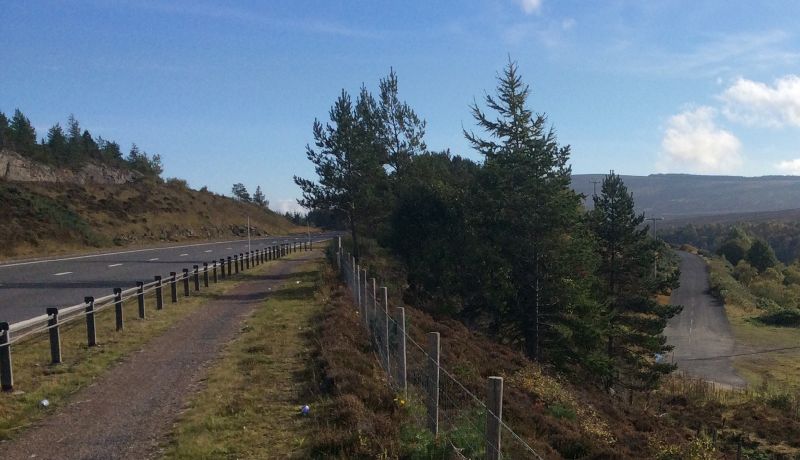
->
[571,173,800,218]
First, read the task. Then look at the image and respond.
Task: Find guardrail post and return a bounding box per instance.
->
[85,296,97,346]
[170,272,178,303]
[47,308,62,364]
[183,269,190,296]
[427,332,440,436]
[203,262,209,287]
[193,265,200,291]
[486,376,504,460]
[155,275,164,310]
[114,287,124,331]
[227,256,232,275]
[394,307,407,396]
[137,282,146,319]
[0,322,12,392]
[234,255,239,274]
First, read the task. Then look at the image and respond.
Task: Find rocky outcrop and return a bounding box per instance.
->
[0,149,141,185]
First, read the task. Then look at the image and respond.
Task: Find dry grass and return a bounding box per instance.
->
[0,258,281,440]
[0,179,306,260]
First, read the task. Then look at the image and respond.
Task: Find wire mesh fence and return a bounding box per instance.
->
[334,244,542,459]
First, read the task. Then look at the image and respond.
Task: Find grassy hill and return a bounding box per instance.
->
[572,173,800,218]
[0,177,303,260]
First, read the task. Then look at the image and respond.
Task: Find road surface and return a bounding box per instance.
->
[664,250,746,387]
[0,232,337,324]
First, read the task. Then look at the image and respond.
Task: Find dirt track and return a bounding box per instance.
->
[664,251,746,388]
[0,253,317,460]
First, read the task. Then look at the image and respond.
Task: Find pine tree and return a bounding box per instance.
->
[9,109,37,155]
[378,68,426,176]
[253,186,267,208]
[464,60,605,367]
[589,172,681,390]
[0,112,9,149]
[294,87,388,259]
[46,123,68,162]
[231,183,251,202]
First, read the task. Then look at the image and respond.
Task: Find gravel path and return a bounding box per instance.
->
[0,253,317,460]
[664,251,746,388]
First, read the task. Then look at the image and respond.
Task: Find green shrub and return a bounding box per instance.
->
[758,308,800,327]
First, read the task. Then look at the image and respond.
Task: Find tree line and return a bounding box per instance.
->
[0,108,162,178]
[295,62,681,391]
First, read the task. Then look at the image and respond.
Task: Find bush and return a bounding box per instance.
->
[758,308,800,327]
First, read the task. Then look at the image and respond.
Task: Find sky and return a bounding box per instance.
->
[2,0,799,213]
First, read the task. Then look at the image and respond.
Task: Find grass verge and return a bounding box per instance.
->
[0,257,283,440]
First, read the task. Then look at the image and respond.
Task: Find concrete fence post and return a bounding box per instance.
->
[0,322,12,392]
[362,269,369,330]
[371,277,377,336]
[212,261,218,283]
[85,296,97,346]
[182,269,190,297]
[193,265,200,291]
[336,250,341,271]
[155,275,163,310]
[486,376,504,460]
[427,332,440,436]
[203,263,209,287]
[382,287,390,374]
[170,272,178,302]
[394,307,407,396]
[47,307,62,364]
[338,236,342,250]
[356,264,362,312]
[114,287,124,331]
[137,282,146,319]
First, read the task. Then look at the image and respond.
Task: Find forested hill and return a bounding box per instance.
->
[572,173,800,218]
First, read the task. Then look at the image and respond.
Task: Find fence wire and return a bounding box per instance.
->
[335,247,542,459]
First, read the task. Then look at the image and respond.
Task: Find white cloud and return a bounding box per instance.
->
[516,0,542,14]
[776,158,800,175]
[659,106,743,173]
[270,199,306,215]
[720,75,800,127]
[561,18,576,31]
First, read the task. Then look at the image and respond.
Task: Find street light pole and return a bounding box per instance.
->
[646,216,664,277]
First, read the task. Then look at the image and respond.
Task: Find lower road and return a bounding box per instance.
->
[0,232,337,324]
[664,250,746,388]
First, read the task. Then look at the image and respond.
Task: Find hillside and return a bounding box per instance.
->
[0,153,302,259]
[572,173,800,218]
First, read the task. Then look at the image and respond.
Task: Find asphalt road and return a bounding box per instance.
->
[0,232,338,324]
[664,251,746,388]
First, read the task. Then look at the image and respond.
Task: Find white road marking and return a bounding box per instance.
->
[54,272,72,276]
[108,263,123,267]
[204,250,213,253]
[148,258,159,261]
[226,247,232,250]
[179,253,189,257]
[0,236,299,269]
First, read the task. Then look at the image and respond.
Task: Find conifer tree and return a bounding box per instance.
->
[465,60,605,367]
[378,69,426,176]
[589,172,681,390]
[253,186,267,207]
[46,123,68,162]
[9,109,37,155]
[0,112,8,149]
[294,87,388,259]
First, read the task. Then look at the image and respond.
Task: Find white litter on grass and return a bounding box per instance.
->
[40,399,49,407]
[296,281,300,284]
[301,404,310,416]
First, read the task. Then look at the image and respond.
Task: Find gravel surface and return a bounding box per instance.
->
[664,251,746,388]
[0,253,318,460]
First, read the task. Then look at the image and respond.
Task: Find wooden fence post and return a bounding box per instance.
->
[155,275,163,310]
[170,272,178,303]
[486,376,504,460]
[203,263,209,287]
[0,322,12,392]
[114,287,124,331]
[183,269,190,297]
[193,265,200,291]
[427,332,440,436]
[47,307,62,364]
[137,282,146,319]
[85,296,97,346]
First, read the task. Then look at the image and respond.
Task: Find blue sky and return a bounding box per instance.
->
[2,1,800,213]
